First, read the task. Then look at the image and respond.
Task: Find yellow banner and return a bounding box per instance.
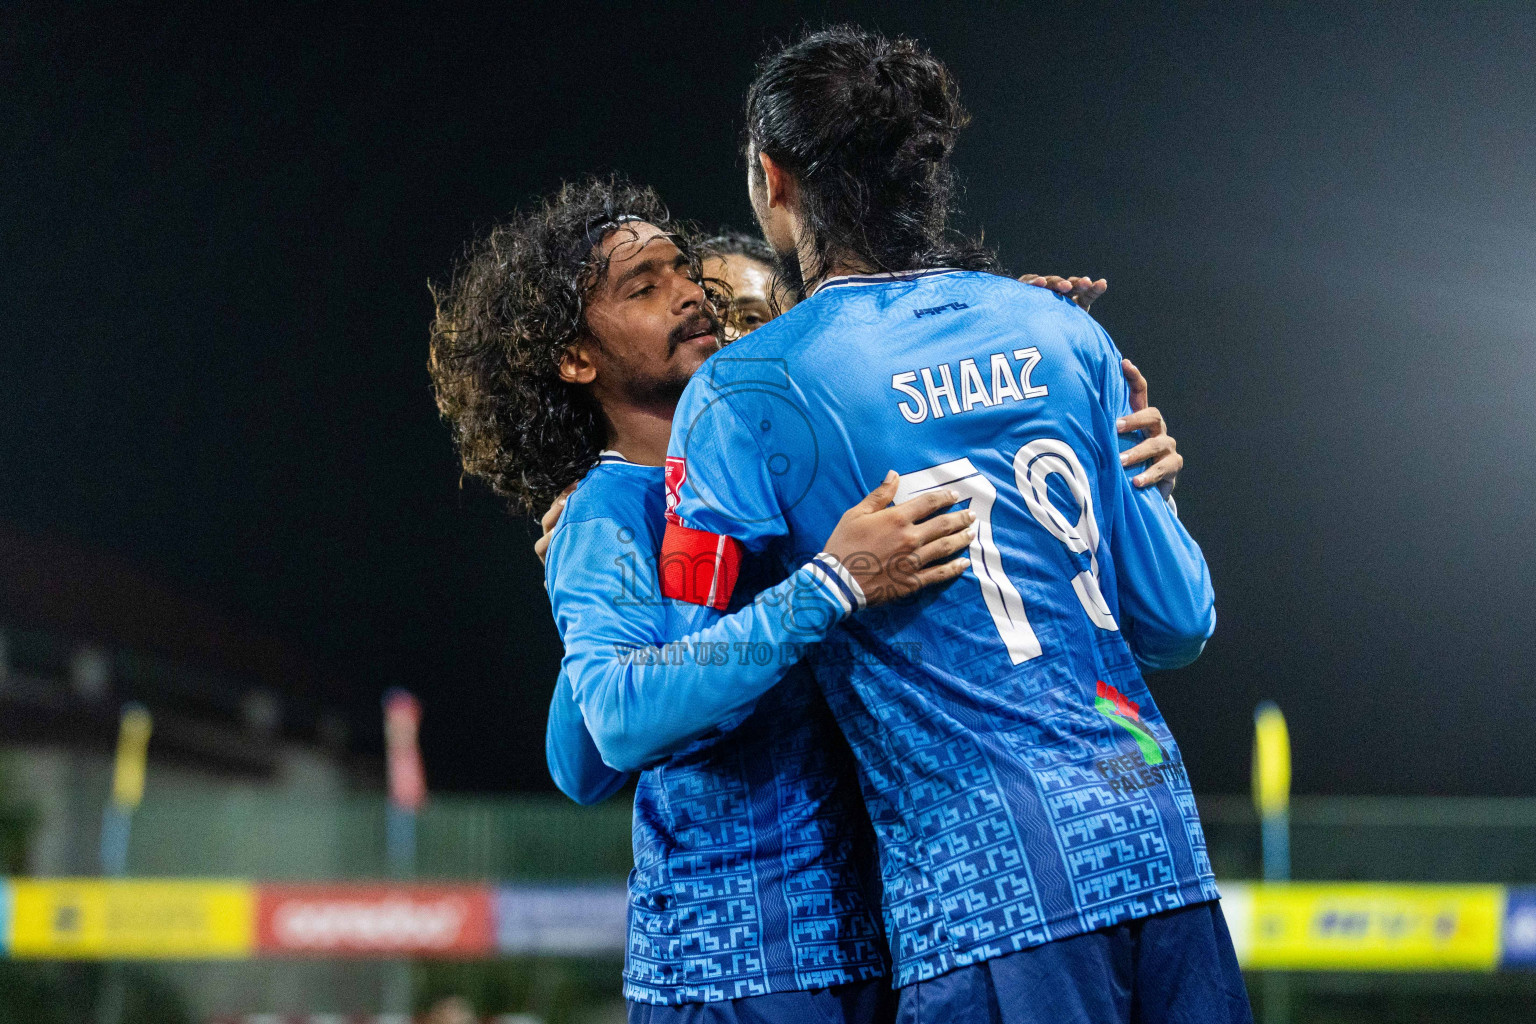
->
[8,880,254,959]
[1222,882,1503,971]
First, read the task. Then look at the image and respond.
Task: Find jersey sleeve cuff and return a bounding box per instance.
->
[805,553,867,617]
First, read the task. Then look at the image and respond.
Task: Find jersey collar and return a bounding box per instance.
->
[596,449,636,465]
[809,267,963,297]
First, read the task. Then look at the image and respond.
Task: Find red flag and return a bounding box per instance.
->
[383,689,426,811]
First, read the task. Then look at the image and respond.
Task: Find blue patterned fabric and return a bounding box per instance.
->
[629,975,897,1024]
[665,271,1221,987]
[544,459,888,1004]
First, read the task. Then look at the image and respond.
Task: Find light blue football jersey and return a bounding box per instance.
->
[661,269,1220,987]
[543,454,888,1004]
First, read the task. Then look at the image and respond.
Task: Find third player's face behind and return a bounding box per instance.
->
[702,252,791,340]
[564,222,721,409]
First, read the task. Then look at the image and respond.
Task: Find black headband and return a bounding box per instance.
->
[578,214,643,262]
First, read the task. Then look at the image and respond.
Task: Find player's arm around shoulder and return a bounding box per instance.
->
[1122,546,1215,671]
[1010,271,1212,665]
[535,496,635,801]
[545,664,630,805]
[1089,324,1216,670]
[545,511,678,772]
[546,496,858,774]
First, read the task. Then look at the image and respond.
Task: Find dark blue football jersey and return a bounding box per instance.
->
[543,454,887,1004]
[661,270,1220,986]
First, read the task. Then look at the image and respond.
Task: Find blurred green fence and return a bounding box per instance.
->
[125,790,636,880]
[118,789,1536,886]
[12,787,1536,1023]
[1201,796,1536,884]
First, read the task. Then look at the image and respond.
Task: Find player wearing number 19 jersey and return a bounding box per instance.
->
[660,25,1249,1024]
[665,268,1221,971]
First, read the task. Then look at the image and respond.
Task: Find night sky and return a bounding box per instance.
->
[4,3,1533,794]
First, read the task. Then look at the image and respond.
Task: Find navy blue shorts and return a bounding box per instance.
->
[629,978,898,1024]
[896,900,1252,1024]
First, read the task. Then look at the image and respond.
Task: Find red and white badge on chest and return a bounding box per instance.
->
[659,455,742,610]
[664,456,687,524]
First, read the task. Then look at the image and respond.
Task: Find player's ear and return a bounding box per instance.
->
[558,337,598,386]
[757,150,794,210]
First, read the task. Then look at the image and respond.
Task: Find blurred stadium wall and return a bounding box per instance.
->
[6,527,1536,1021]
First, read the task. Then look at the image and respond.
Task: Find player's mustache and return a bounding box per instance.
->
[667,309,722,356]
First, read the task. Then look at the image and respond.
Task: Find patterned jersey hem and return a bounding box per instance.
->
[891,876,1220,988]
[623,963,889,1006]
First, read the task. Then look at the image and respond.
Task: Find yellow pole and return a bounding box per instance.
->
[101,703,152,877]
[111,703,153,812]
[1253,701,1293,1024]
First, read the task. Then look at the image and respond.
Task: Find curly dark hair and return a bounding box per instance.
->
[745,25,996,289]
[428,174,692,514]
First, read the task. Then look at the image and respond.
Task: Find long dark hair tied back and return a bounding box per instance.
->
[745,25,996,287]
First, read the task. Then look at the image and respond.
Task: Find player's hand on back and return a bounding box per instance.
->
[1014,276,1181,494]
[1013,274,1182,496]
[533,482,578,566]
[1019,273,1107,312]
[1116,359,1182,497]
[822,471,974,608]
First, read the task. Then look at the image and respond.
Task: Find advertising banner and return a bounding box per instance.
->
[1233,882,1502,971]
[495,883,627,954]
[256,884,494,957]
[0,878,10,956]
[7,879,253,959]
[1500,886,1536,969]
[0,877,1522,967]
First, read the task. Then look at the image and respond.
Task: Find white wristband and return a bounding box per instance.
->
[806,553,867,615]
